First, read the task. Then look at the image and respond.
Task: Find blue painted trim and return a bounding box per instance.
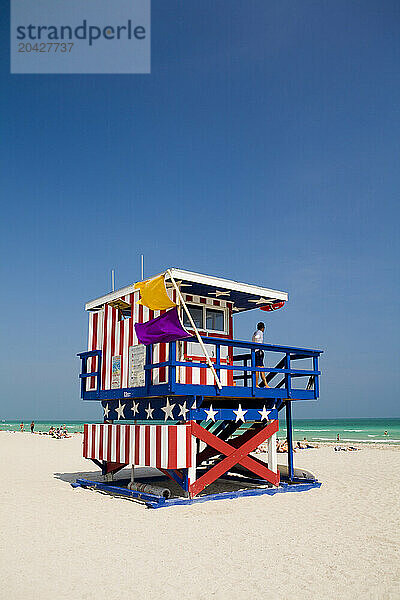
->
[190,408,279,421]
[79,371,99,379]
[147,481,322,508]
[286,401,294,481]
[313,356,319,399]
[74,478,166,505]
[215,344,221,396]
[182,469,189,493]
[281,476,317,484]
[194,337,323,356]
[221,473,315,485]
[285,354,292,398]
[77,350,101,358]
[73,478,321,509]
[82,384,317,402]
[251,349,256,396]
[78,337,322,404]
[145,345,152,395]
[97,399,279,423]
[77,350,102,398]
[146,360,320,376]
[164,468,185,488]
[169,342,176,394]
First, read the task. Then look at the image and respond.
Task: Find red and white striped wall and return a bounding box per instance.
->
[87,290,172,391]
[83,421,279,495]
[83,423,193,470]
[86,289,233,392]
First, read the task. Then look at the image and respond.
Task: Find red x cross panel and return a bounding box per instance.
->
[190,421,280,497]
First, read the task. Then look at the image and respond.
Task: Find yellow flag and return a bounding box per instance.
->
[135,275,176,311]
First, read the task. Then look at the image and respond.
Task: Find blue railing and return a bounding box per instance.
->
[146,336,322,400]
[77,349,102,397]
[78,337,322,401]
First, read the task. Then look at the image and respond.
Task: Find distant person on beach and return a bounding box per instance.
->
[297,439,309,449]
[252,322,268,388]
[337,434,340,441]
[49,426,55,436]
[20,422,24,432]
[384,431,388,436]
[278,439,296,453]
[302,437,317,449]
[277,440,286,453]
[30,421,34,433]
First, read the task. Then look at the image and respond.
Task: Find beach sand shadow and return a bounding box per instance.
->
[54,467,271,499]
[54,466,153,485]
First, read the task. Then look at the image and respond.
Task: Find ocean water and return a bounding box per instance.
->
[1,418,399,444]
[279,418,400,444]
[0,420,87,434]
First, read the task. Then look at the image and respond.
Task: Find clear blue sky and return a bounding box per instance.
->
[1,1,399,420]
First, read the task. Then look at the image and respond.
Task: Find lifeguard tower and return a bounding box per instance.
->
[75,268,323,507]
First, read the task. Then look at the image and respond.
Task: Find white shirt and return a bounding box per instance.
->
[252,329,263,344]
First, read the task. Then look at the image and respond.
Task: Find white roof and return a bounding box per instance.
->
[85,268,288,312]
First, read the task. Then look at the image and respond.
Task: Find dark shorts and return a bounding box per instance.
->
[255,349,264,367]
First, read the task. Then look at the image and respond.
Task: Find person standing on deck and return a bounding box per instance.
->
[252,322,269,388]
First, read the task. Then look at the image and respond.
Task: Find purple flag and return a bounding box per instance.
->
[134,307,191,346]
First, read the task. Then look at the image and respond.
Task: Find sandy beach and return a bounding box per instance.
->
[0,432,399,600]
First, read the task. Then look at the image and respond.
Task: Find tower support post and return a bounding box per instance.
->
[285,400,294,481]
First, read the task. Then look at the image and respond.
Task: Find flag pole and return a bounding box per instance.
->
[166,270,222,390]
